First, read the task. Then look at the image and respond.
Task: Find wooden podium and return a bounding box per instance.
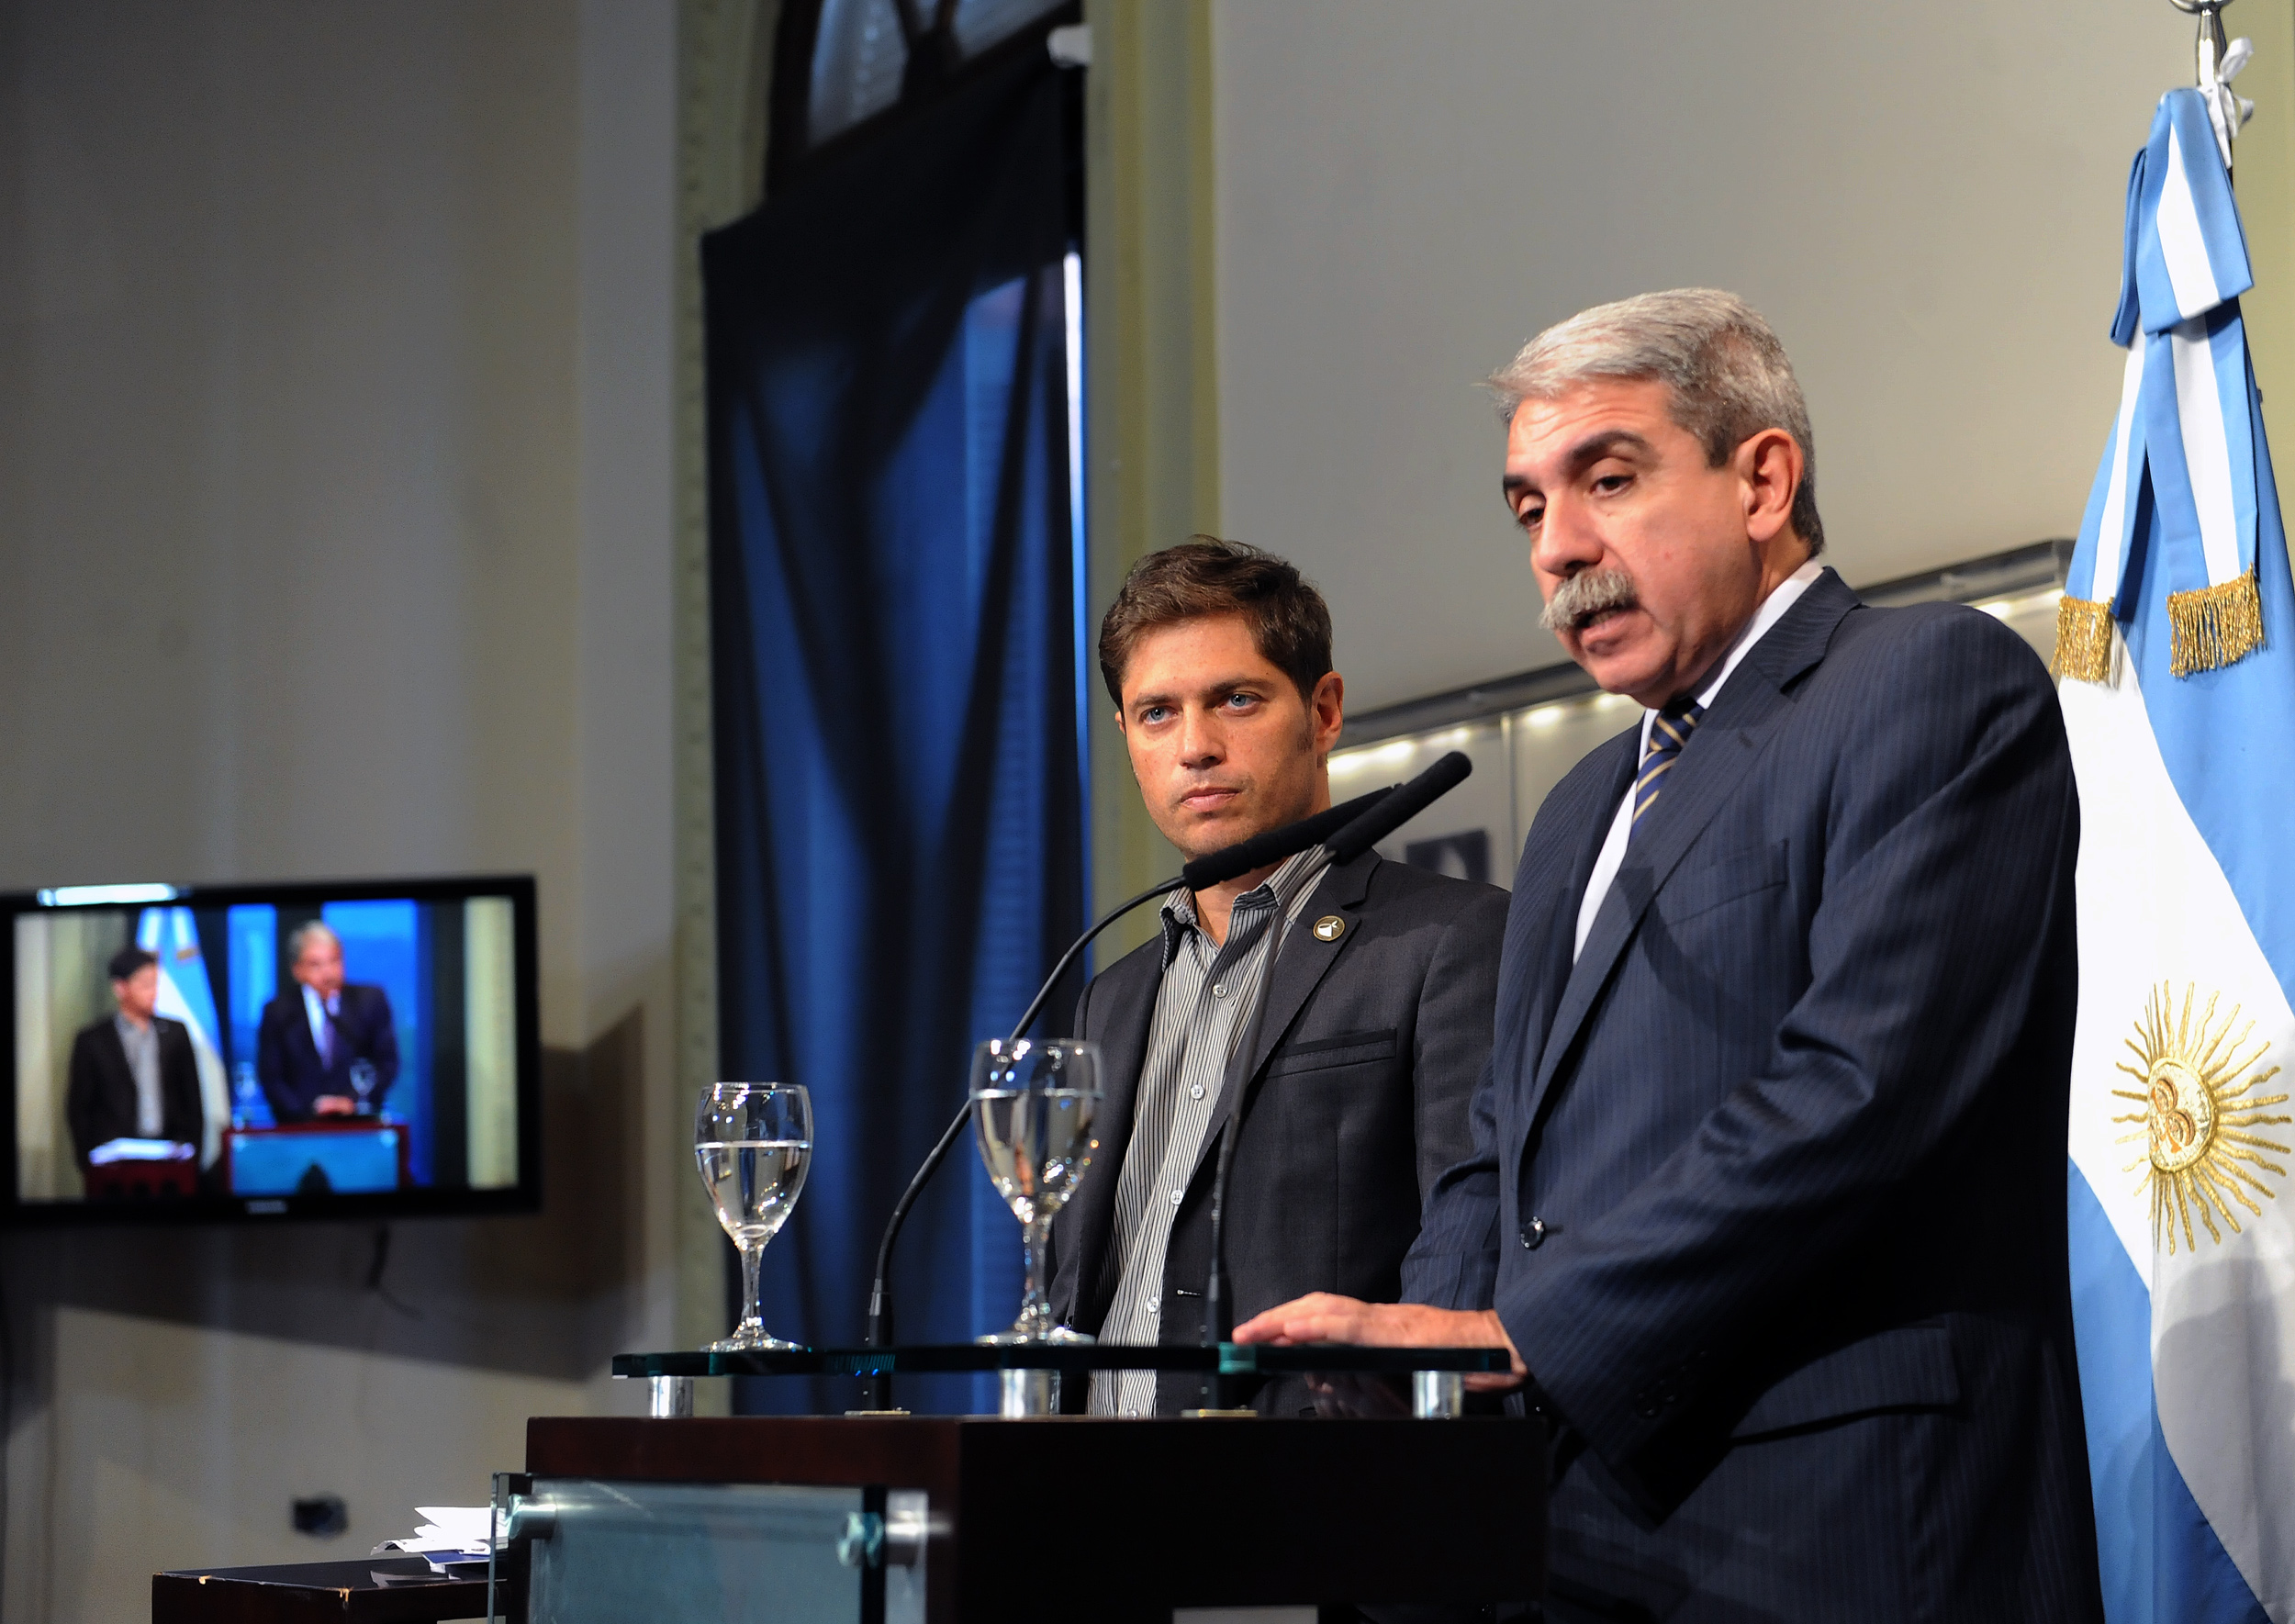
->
[522,1415,1546,1622]
[153,1344,1545,1624]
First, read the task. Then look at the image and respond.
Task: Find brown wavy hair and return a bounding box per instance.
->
[1098,537,1334,707]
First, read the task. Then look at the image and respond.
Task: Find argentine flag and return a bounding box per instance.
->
[136,906,230,1170]
[2059,86,2295,1622]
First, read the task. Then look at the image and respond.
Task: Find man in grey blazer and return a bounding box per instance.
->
[1048,539,1508,1417]
[1239,292,2102,1619]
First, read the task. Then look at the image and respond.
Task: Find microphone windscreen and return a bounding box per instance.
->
[1324,751,1472,864]
[1178,785,1394,891]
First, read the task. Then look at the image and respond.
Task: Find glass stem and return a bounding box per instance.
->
[739,1239,766,1333]
[1020,1214,1053,1331]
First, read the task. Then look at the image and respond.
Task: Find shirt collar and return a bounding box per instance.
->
[1640,558,1823,750]
[1159,844,1331,969]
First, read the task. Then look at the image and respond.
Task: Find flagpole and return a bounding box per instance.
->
[2169,0,2240,177]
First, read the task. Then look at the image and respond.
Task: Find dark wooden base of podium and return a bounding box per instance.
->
[526,1415,1545,1622]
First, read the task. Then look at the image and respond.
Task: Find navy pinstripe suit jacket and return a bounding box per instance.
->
[1405,570,2103,1621]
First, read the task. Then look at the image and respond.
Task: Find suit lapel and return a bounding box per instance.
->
[1066,940,1160,1326]
[1502,739,1637,1093]
[1524,571,1858,1127]
[95,1020,132,1092]
[1187,852,1378,1190]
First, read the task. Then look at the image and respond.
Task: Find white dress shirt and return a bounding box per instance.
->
[1573,560,1824,960]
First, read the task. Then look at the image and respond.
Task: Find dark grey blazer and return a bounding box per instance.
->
[1050,849,1508,1415]
[66,1014,204,1169]
[1406,570,2102,1619]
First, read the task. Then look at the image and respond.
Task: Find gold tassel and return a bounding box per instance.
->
[2053,595,2116,684]
[2167,566,2266,676]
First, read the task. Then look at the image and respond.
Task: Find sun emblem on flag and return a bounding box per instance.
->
[2111,983,2293,1253]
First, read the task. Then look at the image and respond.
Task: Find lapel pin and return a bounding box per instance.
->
[1312,914,1347,943]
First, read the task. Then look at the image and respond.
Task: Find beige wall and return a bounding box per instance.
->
[1210,2,2200,711]
[1081,0,1217,949]
[0,2,680,1618]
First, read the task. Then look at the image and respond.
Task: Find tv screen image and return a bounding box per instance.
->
[5,875,538,1223]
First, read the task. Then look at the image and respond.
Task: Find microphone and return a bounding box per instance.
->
[1326,749,1472,864]
[1200,751,1472,1408]
[858,782,1399,1406]
[1176,786,1394,891]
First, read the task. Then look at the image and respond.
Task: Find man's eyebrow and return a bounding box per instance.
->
[1565,429,1656,470]
[1126,673,1265,710]
[1502,429,1659,501]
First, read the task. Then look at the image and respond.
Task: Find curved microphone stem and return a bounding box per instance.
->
[997,875,1185,1057]
[1201,1092,1249,1409]
[859,874,1182,1406]
[1199,751,1472,1409]
[857,780,1409,1409]
[1198,901,1289,1410]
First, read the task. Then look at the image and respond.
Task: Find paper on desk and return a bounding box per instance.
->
[87,1137,194,1164]
[416,1506,496,1544]
[371,1505,497,1568]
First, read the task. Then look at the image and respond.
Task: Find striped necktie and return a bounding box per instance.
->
[1632,698,1705,835]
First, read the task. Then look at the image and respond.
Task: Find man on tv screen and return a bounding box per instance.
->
[66,946,205,1170]
[256,922,399,1122]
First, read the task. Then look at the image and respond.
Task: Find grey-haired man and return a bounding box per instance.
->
[1240,290,2102,1621]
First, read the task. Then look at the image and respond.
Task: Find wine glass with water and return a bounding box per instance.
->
[971,1039,1100,1344]
[694,1082,813,1351]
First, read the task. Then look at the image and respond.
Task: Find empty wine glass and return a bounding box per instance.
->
[349,1058,377,1114]
[971,1039,1100,1344]
[694,1082,813,1351]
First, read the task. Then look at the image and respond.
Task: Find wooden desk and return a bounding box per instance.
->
[151,1556,490,1623]
[526,1415,1545,1623]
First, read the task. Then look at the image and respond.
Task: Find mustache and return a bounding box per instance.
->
[1540,568,1640,633]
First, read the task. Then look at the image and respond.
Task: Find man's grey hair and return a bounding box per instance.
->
[1490,287,1824,556]
[286,921,340,963]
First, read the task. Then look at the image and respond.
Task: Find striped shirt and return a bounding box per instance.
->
[115,1014,162,1137]
[1089,845,1335,1417]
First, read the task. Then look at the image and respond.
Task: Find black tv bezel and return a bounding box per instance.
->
[0,872,543,1227]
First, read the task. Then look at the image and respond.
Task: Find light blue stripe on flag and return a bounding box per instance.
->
[2131,92,2253,331]
[2070,1163,2269,1624]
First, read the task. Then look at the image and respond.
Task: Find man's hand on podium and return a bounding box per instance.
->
[1232,1294,1526,1393]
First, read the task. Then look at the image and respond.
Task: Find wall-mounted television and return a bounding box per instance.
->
[3,874,539,1226]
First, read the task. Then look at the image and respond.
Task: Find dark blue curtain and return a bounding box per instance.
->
[704,50,1089,1416]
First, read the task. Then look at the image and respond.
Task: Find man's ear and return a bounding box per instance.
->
[1736,428,1803,544]
[1309,670,1345,752]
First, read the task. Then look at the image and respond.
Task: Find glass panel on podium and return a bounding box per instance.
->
[521,1480,922,1624]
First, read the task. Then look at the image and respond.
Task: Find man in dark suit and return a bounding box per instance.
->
[67,946,205,1170]
[1048,539,1509,1418]
[257,921,399,1122]
[1238,291,2101,1619]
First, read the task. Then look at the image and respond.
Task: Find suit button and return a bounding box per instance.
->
[1518,1217,1550,1250]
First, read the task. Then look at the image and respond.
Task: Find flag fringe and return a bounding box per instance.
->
[2053,596,2117,684]
[2167,566,2265,677]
